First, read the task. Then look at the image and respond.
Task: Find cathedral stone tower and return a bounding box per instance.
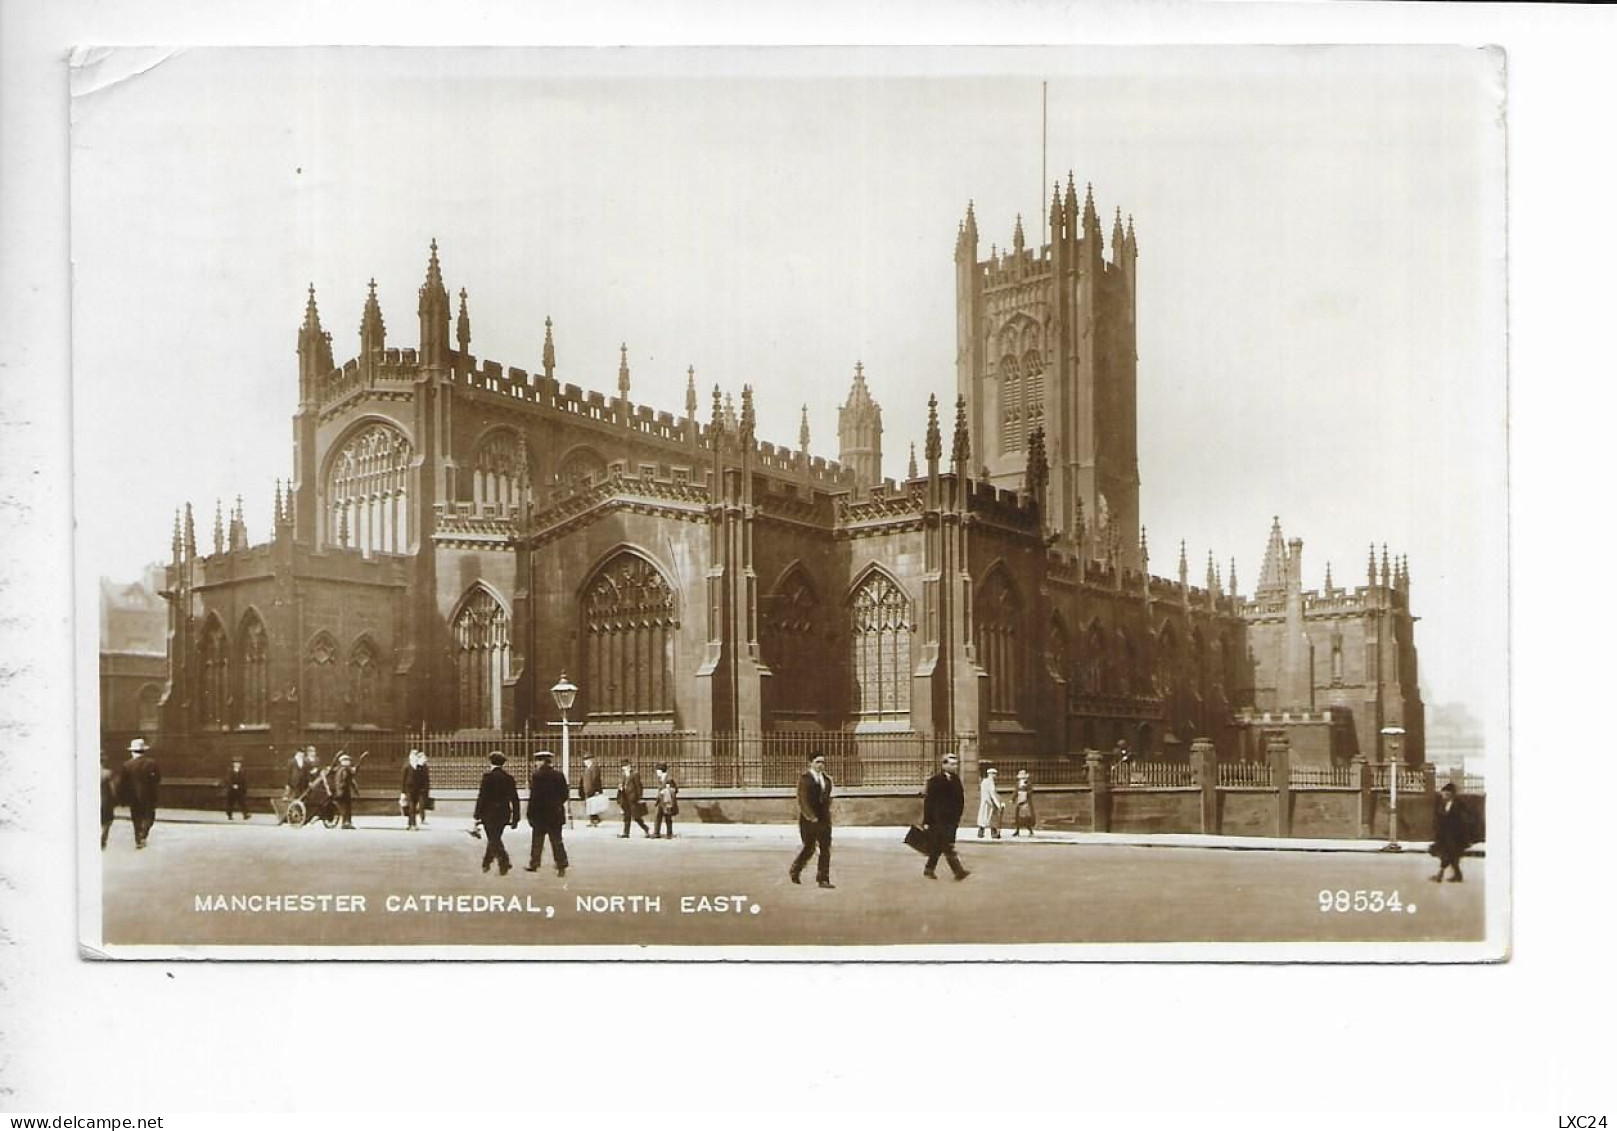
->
[837,361,883,489]
[956,176,1140,568]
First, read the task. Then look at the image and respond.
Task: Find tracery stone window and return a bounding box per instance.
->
[199,616,229,727]
[558,448,607,491]
[350,637,383,726]
[327,422,411,556]
[238,612,269,726]
[762,567,822,721]
[472,430,529,510]
[999,354,1023,454]
[975,569,1022,718]
[303,632,340,725]
[1022,349,1045,436]
[452,587,508,730]
[849,571,912,724]
[582,553,676,723]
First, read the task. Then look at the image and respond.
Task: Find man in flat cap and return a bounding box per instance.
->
[119,738,162,849]
[1430,782,1476,883]
[525,751,571,877]
[473,752,521,875]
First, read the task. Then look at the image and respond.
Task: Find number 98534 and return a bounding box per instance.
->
[1318,889,1403,913]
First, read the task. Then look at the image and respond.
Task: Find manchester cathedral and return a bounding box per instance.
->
[150,173,1424,769]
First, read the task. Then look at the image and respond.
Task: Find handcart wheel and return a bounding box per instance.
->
[285,800,307,827]
[322,809,341,830]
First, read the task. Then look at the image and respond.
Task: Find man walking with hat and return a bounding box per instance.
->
[525,751,571,877]
[120,738,163,849]
[473,752,521,875]
[789,750,835,889]
[921,751,970,881]
[224,754,252,821]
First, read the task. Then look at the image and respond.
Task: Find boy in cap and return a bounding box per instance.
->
[332,752,359,829]
[224,754,252,821]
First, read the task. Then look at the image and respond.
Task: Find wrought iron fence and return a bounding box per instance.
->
[1289,764,1355,788]
[1110,760,1195,787]
[975,755,1091,787]
[1370,765,1428,793]
[1218,761,1273,788]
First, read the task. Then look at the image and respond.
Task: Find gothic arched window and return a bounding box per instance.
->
[238,612,269,726]
[350,637,383,726]
[199,616,229,728]
[762,566,823,722]
[472,430,530,511]
[999,354,1023,454]
[1023,348,1045,435]
[327,422,412,556]
[582,553,676,723]
[452,587,509,730]
[303,632,340,725]
[558,448,608,492]
[849,571,912,724]
[975,568,1022,718]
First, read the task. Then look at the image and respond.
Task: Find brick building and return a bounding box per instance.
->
[147,174,1423,774]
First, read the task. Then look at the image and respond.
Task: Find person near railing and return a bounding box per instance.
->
[653,763,680,839]
[224,754,252,821]
[976,766,1005,839]
[332,753,360,830]
[524,750,570,878]
[100,754,118,850]
[1430,783,1474,884]
[617,758,651,838]
[921,752,970,881]
[789,751,835,889]
[400,749,431,831]
[472,752,520,875]
[577,752,605,828]
[1012,768,1037,837]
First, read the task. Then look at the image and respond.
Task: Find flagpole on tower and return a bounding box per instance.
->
[1041,81,1048,249]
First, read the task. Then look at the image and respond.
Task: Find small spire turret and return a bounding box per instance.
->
[359,278,385,358]
[183,502,196,560]
[541,316,556,381]
[212,499,223,555]
[1179,539,1189,587]
[1139,526,1149,575]
[1207,550,1218,594]
[618,343,631,398]
[710,384,724,435]
[799,405,810,454]
[1230,557,1239,599]
[907,442,918,480]
[1257,517,1288,596]
[685,366,698,417]
[1013,213,1025,255]
[1324,560,1335,594]
[1381,544,1391,588]
[1082,181,1100,234]
[1111,206,1125,262]
[739,385,756,441]
[924,394,942,467]
[171,509,183,563]
[456,288,471,356]
[950,394,970,470]
[1368,543,1378,587]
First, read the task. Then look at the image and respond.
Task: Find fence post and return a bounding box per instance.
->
[1086,749,1110,833]
[1352,756,1371,839]
[1268,734,1292,837]
[1191,738,1217,835]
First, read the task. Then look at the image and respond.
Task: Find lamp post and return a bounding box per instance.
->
[1380,725,1405,852]
[551,672,578,827]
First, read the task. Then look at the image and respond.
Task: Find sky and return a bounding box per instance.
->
[70,45,1506,752]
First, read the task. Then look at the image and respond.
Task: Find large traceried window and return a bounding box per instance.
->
[472,430,529,510]
[304,632,340,724]
[453,587,509,730]
[238,612,269,726]
[975,568,1022,718]
[327,422,412,556]
[199,616,229,727]
[350,637,383,726]
[1022,349,1045,436]
[849,571,912,725]
[582,553,676,723]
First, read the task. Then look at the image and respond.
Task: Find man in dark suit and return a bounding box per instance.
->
[400,749,431,830]
[1431,782,1474,883]
[119,738,162,849]
[578,752,605,827]
[616,758,651,838]
[224,755,251,821]
[789,751,835,888]
[100,755,118,849]
[525,750,571,876]
[921,751,969,881]
[473,752,521,874]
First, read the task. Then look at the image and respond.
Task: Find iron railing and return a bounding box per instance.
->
[1218,761,1274,788]
[1110,760,1195,787]
[1289,764,1355,788]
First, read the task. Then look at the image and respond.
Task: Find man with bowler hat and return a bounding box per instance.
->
[525,751,571,876]
[789,750,835,888]
[1431,782,1475,883]
[921,752,970,881]
[617,758,651,838]
[119,738,163,849]
[473,752,520,874]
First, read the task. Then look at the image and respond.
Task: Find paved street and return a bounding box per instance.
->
[98,815,1485,949]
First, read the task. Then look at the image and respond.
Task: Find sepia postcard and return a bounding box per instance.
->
[73,45,1509,960]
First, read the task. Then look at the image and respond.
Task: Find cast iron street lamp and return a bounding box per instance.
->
[1379,725,1406,852]
[551,672,578,828]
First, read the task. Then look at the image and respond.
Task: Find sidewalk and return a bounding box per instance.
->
[147,807,1483,856]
